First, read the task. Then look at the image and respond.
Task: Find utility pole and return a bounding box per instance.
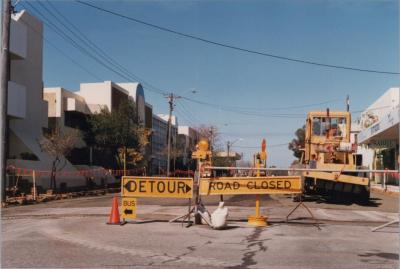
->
[346,94,350,112]
[209,127,214,152]
[1,0,11,205]
[165,93,181,176]
[227,141,230,158]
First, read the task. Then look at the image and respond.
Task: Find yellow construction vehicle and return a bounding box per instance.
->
[302,110,370,201]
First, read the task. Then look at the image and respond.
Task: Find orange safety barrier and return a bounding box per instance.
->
[6,165,146,177]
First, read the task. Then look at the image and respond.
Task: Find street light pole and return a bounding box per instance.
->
[0,0,11,205]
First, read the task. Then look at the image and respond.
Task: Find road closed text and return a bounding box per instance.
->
[199,176,302,195]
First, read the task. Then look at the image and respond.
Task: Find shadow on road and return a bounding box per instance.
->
[301,195,382,207]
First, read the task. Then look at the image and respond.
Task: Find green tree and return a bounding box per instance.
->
[87,100,150,172]
[288,126,305,160]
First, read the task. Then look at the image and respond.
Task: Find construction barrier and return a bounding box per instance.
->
[6,165,147,177]
[199,176,302,196]
[121,176,193,199]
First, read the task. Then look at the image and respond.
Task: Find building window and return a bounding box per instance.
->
[64,111,87,130]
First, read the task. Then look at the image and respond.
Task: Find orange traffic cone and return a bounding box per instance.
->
[107,196,121,225]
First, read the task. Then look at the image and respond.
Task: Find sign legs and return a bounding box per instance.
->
[169,198,194,227]
[371,219,399,232]
[286,195,321,230]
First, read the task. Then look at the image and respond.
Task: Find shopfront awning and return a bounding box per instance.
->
[358,109,399,146]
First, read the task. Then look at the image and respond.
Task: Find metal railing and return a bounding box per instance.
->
[205,166,398,173]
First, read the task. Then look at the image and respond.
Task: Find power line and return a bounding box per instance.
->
[219,131,293,137]
[76,0,400,75]
[181,96,329,114]
[41,0,349,117]
[174,104,196,127]
[24,1,166,96]
[24,2,133,82]
[23,2,387,124]
[20,2,344,123]
[233,143,288,149]
[24,2,353,119]
[181,98,306,118]
[177,101,199,124]
[186,97,341,112]
[18,4,102,80]
[43,0,166,96]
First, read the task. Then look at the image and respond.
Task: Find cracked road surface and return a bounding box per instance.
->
[2,193,399,268]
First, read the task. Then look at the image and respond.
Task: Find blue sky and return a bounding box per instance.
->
[20,0,399,166]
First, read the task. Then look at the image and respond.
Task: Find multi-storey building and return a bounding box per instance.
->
[150,114,178,175]
[7,11,88,190]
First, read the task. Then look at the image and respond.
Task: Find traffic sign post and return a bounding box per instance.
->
[249,153,267,226]
[190,139,212,225]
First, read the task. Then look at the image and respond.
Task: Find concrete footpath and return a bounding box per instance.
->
[371,183,400,196]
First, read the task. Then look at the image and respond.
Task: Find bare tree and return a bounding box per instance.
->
[39,128,81,191]
[194,125,222,152]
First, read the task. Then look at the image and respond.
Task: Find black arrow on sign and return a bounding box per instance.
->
[124,209,133,215]
[124,181,133,192]
[184,184,191,194]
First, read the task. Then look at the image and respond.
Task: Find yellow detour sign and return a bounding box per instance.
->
[121,197,137,219]
[121,176,193,198]
[199,176,302,195]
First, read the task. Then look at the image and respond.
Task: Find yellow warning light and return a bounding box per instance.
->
[198,139,209,152]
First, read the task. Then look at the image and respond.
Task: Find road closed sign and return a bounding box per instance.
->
[199,176,302,195]
[121,197,137,219]
[121,176,193,198]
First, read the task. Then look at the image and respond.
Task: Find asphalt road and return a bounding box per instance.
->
[1,192,399,269]
[3,190,398,212]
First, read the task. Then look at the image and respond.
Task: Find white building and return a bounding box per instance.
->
[43,87,90,135]
[7,11,88,190]
[357,88,399,183]
[77,81,146,125]
[43,81,151,167]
